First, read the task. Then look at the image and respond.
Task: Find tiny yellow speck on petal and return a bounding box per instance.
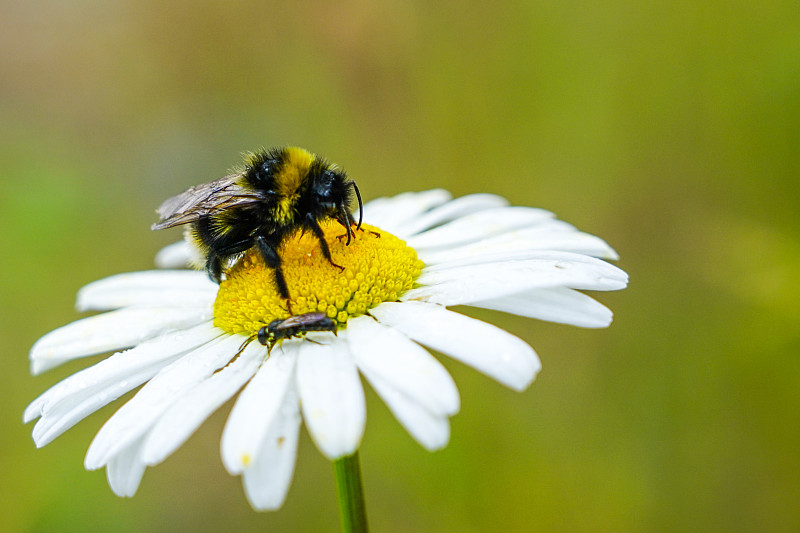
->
[213,222,422,335]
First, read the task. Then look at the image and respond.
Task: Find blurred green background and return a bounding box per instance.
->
[2,1,798,531]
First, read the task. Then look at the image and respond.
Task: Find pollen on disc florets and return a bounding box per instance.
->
[213,222,424,335]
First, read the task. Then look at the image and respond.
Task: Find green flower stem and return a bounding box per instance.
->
[333,451,369,533]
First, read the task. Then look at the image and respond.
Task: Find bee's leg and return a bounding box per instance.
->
[336,224,380,242]
[254,236,293,312]
[335,210,355,245]
[205,254,223,283]
[334,209,376,243]
[306,214,344,272]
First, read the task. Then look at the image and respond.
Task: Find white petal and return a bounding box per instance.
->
[25,322,219,431]
[154,241,198,269]
[28,330,221,448]
[359,368,450,451]
[361,189,452,236]
[221,344,299,475]
[77,270,216,311]
[418,226,619,267]
[405,254,628,306]
[514,227,619,260]
[296,337,365,459]
[141,341,267,466]
[346,316,459,416]
[406,206,554,250]
[106,434,147,498]
[31,366,159,449]
[370,302,540,391]
[398,193,508,237]
[30,306,213,374]
[84,334,244,470]
[470,287,614,328]
[242,384,301,511]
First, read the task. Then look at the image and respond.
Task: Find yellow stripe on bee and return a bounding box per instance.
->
[277,147,314,196]
[275,147,315,222]
[276,196,296,222]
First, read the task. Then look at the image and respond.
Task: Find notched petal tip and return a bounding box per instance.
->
[22,400,42,424]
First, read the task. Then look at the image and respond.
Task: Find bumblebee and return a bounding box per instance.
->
[152,147,362,302]
[257,312,337,345]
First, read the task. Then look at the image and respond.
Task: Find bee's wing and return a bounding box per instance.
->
[151,174,261,230]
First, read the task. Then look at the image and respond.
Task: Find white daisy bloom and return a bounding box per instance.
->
[25,189,627,510]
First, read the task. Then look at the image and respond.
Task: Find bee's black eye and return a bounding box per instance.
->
[316,170,337,198]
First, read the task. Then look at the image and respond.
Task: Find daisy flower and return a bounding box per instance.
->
[25,189,627,512]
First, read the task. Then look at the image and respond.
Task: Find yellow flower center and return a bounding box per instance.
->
[213,221,424,335]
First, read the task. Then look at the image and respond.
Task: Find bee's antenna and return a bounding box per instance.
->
[352,182,363,230]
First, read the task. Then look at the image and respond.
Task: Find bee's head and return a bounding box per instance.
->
[302,163,361,238]
[246,147,362,229]
[311,166,363,241]
[311,167,350,212]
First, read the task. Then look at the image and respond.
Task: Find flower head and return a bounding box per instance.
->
[25,189,627,510]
